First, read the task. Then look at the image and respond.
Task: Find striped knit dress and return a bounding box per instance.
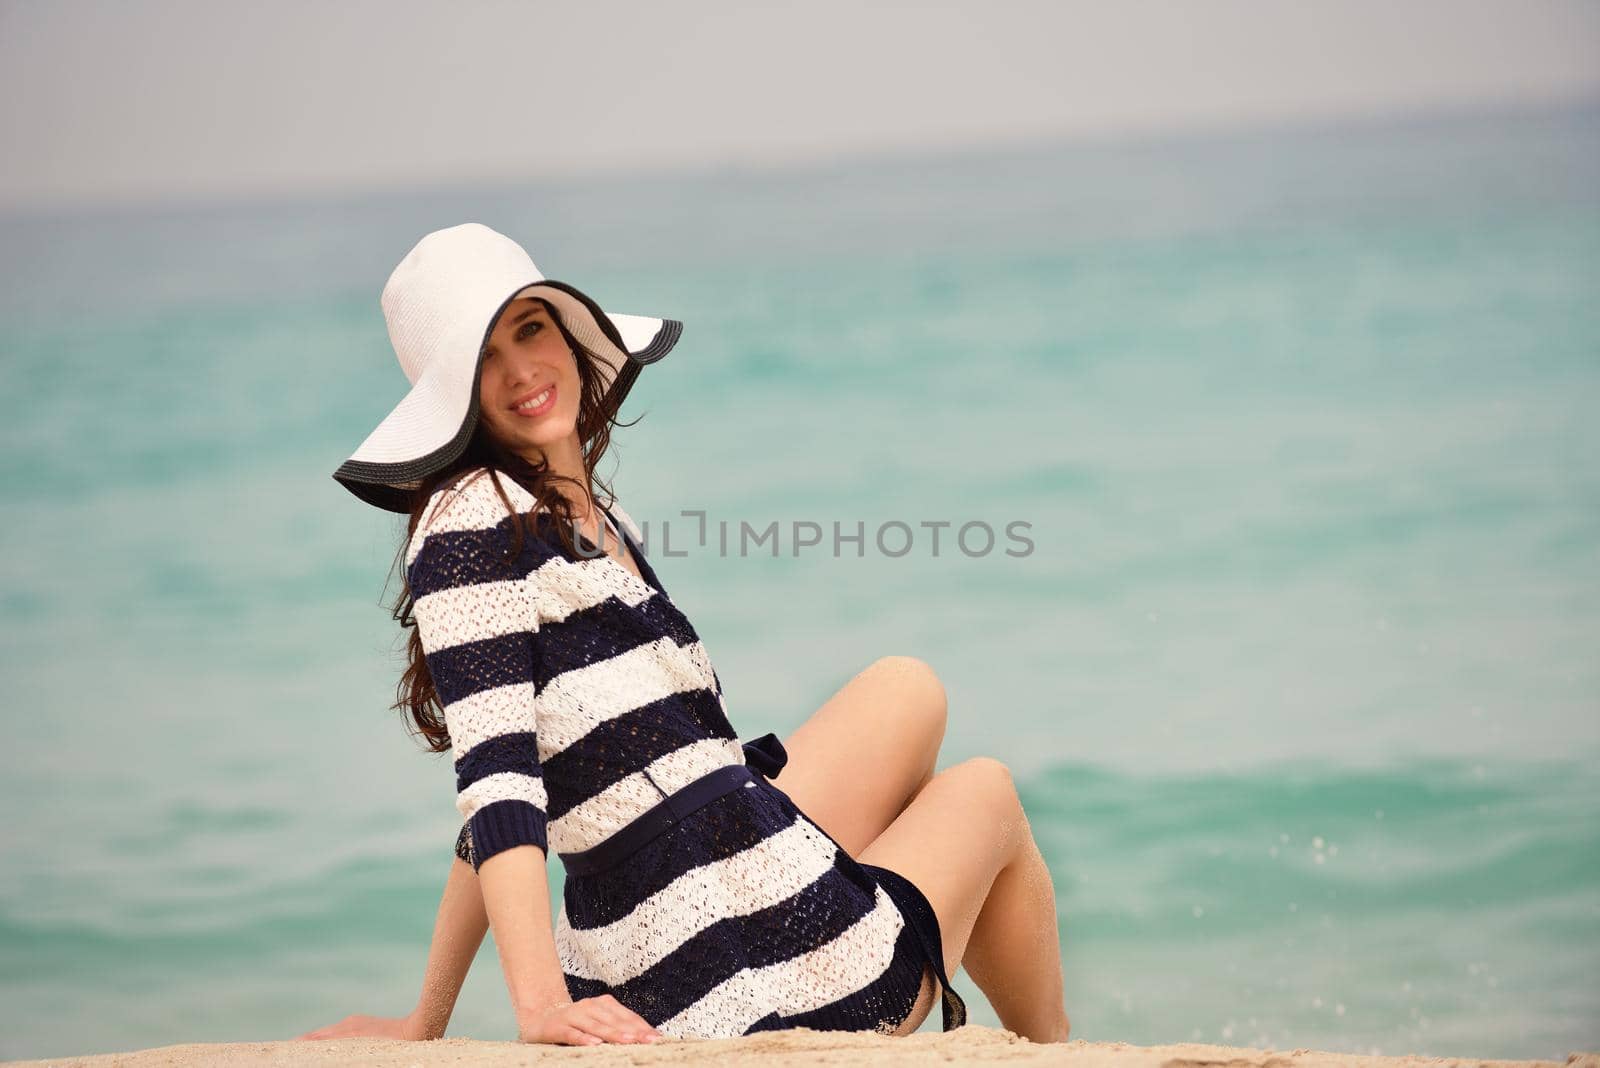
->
[405,468,967,1039]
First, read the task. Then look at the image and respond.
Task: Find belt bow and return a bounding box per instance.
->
[740,732,788,780]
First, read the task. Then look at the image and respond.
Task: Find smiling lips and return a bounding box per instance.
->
[512,384,556,417]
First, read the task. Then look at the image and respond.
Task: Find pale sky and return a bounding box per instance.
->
[1,0,1596,212]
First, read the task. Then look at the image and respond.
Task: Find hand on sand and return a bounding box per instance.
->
[517,994,664,1046]
[295,1011,428,1041]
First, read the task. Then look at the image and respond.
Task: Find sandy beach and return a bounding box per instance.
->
[9,1027,1593,1067]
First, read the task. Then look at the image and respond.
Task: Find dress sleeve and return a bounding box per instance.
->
[407,476,552,873]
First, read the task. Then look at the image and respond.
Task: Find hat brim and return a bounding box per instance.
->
[332,278,681,514]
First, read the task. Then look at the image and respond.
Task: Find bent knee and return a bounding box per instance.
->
[955,754,1014,787]
[946,756,1021,816]
[868,655,948,723]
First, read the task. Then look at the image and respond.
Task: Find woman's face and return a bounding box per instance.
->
[476,297,583,459]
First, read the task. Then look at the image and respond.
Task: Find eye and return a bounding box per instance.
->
[518,321,542,340]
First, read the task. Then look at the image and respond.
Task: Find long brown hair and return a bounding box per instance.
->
[386,300,636,753]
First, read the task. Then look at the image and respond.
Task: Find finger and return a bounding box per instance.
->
[589,1015,657,1044]
[569,1000,648,1040]
[590,997,658,1031]
[569,1008,618,1035]
[568,1012,637,1045]
[608,1004,663,1037]
[609,1011,662,1040]
[565,1025,604,1046]
[625,1009,662,1033]
[551,1023,584,1045]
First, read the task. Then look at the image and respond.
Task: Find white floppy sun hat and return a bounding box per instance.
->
[332,222,682,513]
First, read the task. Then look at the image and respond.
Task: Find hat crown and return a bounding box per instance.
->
[381,223,546,385]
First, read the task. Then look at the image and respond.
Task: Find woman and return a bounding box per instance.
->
[301,224,1070,1046]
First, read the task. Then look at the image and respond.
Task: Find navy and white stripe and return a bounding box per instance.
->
[408,468,936,1039]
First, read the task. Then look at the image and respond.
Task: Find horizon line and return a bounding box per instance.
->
[4,89,1597,223]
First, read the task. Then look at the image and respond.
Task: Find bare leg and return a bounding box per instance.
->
[766,655,947,1036]
[859,758,1071,1043]
[776,655,946,855]
[961,819,1068,1041]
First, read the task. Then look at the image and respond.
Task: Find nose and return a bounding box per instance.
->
[497,348,540,393]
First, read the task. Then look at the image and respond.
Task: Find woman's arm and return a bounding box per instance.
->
[410,848,492,1039]
[405,478,658,1045]
[407,483,567,1023]
[444,821,570,1036]
[470,842,656,1045]
[476,843,571,1035]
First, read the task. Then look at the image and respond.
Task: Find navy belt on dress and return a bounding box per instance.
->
[556,732,788,876]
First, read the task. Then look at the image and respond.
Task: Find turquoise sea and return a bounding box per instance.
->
[1,101,1596,1060]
